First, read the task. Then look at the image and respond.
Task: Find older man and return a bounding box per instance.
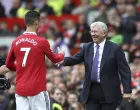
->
[58,21,132,110]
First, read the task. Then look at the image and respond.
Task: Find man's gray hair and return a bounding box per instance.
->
[90,21,108,32]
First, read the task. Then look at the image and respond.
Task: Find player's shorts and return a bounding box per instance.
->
[15,91,50,110]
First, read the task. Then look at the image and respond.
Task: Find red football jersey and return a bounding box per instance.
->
[6,32,64,96]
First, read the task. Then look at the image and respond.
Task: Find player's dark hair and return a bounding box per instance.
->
[24,11,40,26]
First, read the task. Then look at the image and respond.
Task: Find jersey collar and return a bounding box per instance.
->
[23,32,37,35]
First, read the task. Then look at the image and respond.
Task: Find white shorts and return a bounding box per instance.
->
[15,91,50,110]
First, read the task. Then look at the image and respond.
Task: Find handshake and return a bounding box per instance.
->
[57,47,65,66]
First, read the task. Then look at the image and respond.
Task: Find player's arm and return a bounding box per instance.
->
[5,44,16,71]
[0,57,10,75]
[41,40,64,63]
[0,65,10,75]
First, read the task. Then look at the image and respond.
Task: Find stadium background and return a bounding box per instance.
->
[0,0,140,110]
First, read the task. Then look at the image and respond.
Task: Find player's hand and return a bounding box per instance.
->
[57,47,65,56]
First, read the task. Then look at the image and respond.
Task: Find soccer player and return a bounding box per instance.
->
[0,10,65,110]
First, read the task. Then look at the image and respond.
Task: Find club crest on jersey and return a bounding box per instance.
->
[16,38,37,45]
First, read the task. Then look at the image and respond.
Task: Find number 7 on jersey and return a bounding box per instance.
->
[20,48,31,67]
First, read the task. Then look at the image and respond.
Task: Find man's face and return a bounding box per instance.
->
[90,25,106,44]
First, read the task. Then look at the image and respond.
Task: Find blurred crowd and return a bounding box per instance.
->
[0,0,140,110]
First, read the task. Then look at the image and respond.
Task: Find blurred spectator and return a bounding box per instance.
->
[132,22,140,45]
[69,102,83,110]
[0,2,6,17]
[0,21,11,36]
[11,24,21,36]
[129,44,140,62]
[9,0,20,17]
[62,20,76,46]
[7,84,16,110]
[39,0,54,15]
[85,8,100,26]
[47,0,64,16]
[33,0,44,9]
[136,1,140,21]
[53,69,63,77]
[102,0,114,6]
[62,0,75,14]
[115,0,126,5]
[133,72,140,91]
[127,0,137,5]
[58,82,68,93]
[67,92,78,105]
[0,0,12,16]
[67,92,83,110]
[72,0,91,15]
[50,86,64,110]
[135,91,140,110]
[69,14,92,48]
[117,4,126,17]
[107,8,121,37]
[0,46,9,58]
[0,91,9,110]
[109,26,123,45]
[67,69,81,91]
[53,76,64,86]
[45,28,56,49]
[94,3,108,24]
[89,0,101,7]
[121,4,137,44]
[38,12,50,36]
[46,81,54,95]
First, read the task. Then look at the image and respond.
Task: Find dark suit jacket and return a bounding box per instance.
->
[63,40,132,103]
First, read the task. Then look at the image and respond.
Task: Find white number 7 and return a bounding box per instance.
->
[20,48,31,67]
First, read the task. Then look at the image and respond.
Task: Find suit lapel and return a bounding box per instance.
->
[88,42,94,75]
[100,40,111,72]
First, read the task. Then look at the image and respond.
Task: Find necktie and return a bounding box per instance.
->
[91,44,100,82]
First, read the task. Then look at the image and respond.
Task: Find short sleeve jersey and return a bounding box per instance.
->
[6,32,64,96]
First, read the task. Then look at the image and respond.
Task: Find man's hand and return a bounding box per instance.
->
[123,93,131,100]
[55,59,64,67]
[55,60,64,67]
[57,47,65,56]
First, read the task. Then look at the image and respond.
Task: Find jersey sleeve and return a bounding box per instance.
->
[5,43,16,71]
[40,39,64,63]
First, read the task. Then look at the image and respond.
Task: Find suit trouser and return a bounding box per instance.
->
[85,83,119,110]
[15,91,50,110]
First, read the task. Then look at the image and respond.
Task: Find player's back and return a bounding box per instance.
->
[6,32,63,96]
[12,33,48,96]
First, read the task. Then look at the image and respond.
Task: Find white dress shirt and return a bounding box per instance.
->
[93,39,106,82]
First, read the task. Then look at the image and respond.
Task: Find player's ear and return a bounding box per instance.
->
[34,20,38,26]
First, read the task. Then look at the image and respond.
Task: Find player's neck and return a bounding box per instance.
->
[26,26,37,33]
